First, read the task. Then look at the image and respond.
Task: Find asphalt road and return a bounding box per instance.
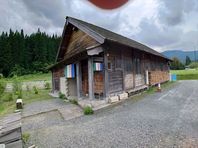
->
[26,80,198,148]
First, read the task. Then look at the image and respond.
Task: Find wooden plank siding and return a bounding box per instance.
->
[81,60,89,96]
[134,51,145,87]
[107,49,123,94]
[105,46,148,96]
[123,49,134,90]
[64,29,99,60]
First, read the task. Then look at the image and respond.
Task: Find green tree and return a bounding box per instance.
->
[0,29,61,77]
[170,57,185,70]
[185,56,191,66]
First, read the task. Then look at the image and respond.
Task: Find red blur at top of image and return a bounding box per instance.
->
[88,0,129,9]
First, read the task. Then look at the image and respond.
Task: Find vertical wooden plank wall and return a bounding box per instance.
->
[123,49,134,90]
[108,49,123,94]
[76,62,82,98]
[88,57,94,99]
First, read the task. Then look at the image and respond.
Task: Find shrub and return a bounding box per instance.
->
[0,80,6,96]
[13,77,21,93]
[63,96,68,100]
[8,93,14,101]
[33,86,38,94]
[9,64,26,77]
[83,106,94,115]
[44,82,50,90]
[70,99,78,105]
[22,133,30,144]
[17,89,22,99]
[0,73,3,79]
[59,92,65,99]
[3,93,14,102]
[26,85,30,91]
[189,62,198,69]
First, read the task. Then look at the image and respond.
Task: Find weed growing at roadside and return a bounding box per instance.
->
[44,82,50,90]
[26,85,30,91]
[13,77,22,94]
[0,80,6,96]
[17,89,22,98]
[83,106,94,115]
[3,93,14,102]
[59,92,65,99]
[33,86,38,94]
[22,132,30,144]
[8,93,14,101]
[70,99,78,105]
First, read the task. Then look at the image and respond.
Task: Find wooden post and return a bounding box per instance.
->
[146,70,149,85]
[132,50,136,88]
[52,70,54,92]
[121,51,125,92]
[88,57,94,100]
[76,62,82,99]
[103,51,109,100]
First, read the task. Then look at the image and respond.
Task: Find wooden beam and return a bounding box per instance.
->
[88,57,94,100]
[103,49,109,99]
[76,62,82,99]
[87,46,103,56]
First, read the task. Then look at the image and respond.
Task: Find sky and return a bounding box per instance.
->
[0,0,198,52]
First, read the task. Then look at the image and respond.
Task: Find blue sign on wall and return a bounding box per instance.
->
[171,74,177,81]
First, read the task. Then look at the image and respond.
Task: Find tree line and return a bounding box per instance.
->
[0,29,61,77]
[170,56,198,70]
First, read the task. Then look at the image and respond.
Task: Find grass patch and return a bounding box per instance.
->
[4,73,51,82]
[176,74,198,80]
[83,106,94,115]
[0,73,53,117]
[0,89,52,117]
[146,81,175,94]
[0,104,5,113]
[171,69,198,80]
[171,69,198,75]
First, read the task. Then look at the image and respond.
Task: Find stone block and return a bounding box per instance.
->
[16,99,23,109]
[118,93,128,100]
[108,96,119,103]
[0,144,5,148]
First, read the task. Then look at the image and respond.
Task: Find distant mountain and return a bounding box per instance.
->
[162,50,198,63]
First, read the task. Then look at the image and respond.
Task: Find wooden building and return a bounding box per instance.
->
[49,16,170,101]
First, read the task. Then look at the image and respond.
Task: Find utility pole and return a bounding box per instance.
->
[194,50,196,62]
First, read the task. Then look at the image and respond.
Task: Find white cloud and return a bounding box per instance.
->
[0,0,197,52]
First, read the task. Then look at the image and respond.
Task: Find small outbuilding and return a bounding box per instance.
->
[49,16,170,101]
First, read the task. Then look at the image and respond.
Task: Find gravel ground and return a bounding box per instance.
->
[24,80,198,148]
[22,99,69,117]
[22,99,83,131]
[22,110,64,131]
